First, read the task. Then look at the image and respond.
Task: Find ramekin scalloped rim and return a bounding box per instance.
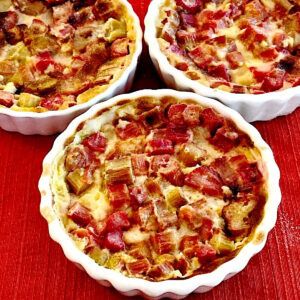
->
[144,0,300,122]
[0,0,143,136]
[39,89,281,299]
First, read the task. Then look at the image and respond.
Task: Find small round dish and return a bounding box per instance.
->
[39,89,280,298]
[144,0,300,122]
[0,0,142,135]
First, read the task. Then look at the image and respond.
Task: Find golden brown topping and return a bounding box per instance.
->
[66,168,92,195]
[13,0,47,16]
[105,157,134,185]
[223,199,257,236]
[165,187,187,209]
[177,142,206,167]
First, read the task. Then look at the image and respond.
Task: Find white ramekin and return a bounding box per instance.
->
[144,0,300,122]
[39,89,281,299]
[0,0,143,135]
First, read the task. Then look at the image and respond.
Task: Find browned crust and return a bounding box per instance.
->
[42,163,51,177]
[40,206,56,224]
[253,231,265,245]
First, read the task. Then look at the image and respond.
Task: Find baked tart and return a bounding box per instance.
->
[49,92,269,281]
[156,0,300,94]
[0,0,138,112]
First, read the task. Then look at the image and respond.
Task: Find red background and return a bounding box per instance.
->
[0,1,299,299]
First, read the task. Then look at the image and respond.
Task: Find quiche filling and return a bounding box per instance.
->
[157,0,300,94]
[51,96,267,281]
[0,0,136,112]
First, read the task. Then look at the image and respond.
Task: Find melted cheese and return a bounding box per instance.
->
[76,107,118,142]
[218,25,242,40]
[0,1,12,12]
[231,67,254,86]
[3,82,17,94]
[261,0,275,9]
[12,5,52,25]
[123,226,150,244]
[78,170,110,220]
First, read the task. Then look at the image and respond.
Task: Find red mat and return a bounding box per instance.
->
[0,1,299,299]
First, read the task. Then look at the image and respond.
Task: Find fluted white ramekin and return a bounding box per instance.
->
[0,0,142,135]
[144,0,300,122]
[39,89,281,298]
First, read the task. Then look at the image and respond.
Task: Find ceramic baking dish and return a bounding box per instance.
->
[144,0,300,122]
[0,0,142,135]
[39,89,281,299]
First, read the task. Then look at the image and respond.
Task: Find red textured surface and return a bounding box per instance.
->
[0,1,299,299]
